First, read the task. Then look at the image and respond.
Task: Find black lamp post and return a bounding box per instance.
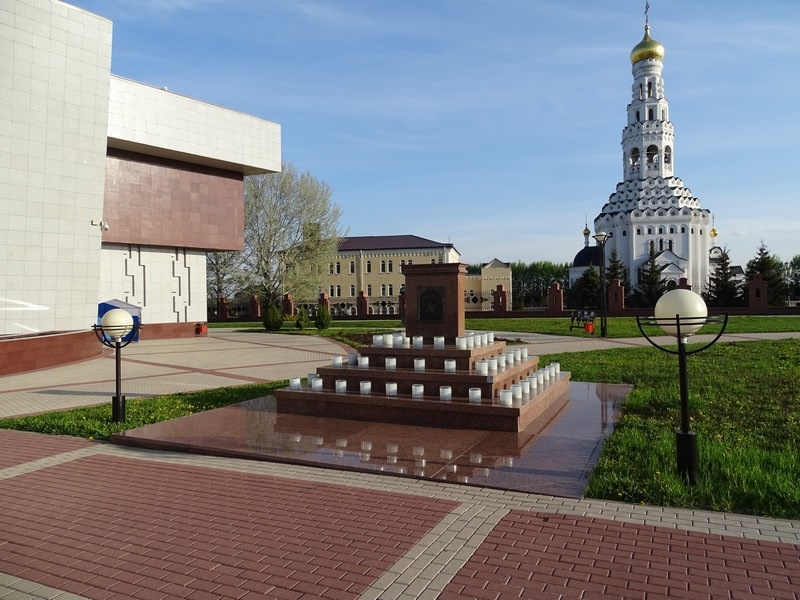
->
[93,309,139,422]
[592,231,613,337]
[636,289,728,485]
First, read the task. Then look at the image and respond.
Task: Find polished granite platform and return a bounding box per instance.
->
[113,381,632,498]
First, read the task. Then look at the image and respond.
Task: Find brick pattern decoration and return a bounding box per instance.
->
[0,454,458,599]
[0,330,100,377]
[103,148,244,251]
[441,511,800,599]
[0,429,93,470]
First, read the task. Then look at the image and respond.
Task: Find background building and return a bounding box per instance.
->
[574,21,714,294]
[1,0,279,372]
[317,235,511,315]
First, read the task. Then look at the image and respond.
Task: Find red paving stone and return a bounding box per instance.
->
[0,428,93,469]
[441,511,800,600]
[0,453,458,599]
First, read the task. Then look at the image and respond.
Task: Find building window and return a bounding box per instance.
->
[388,284,393,296]
[646,145,658,164]
[349,261,355,274]
[408,259,412,265]
[400,260,405,266]
[636,110,640,122]
[636,227,642,235]
[366,261,372,273]
[630,147,640,166]
[659,239,664,252]
[664,146,672,164]
[668,240,674,251]
[367,285,372,296]
[622,230,627,236]
[669,226,675,234]
[648,108,654,120]
[388,260,393,273]
[647,81,653,98]
[647,227,653,234]
[350,285,355,297]
[329,285,334,297]
[681,226,686,233]
[328,263,334,275]
[335,262,341,274]
[658,226,664,234]
[336,285,341,297]
[380,260,386,273]
[380,284,386,296]
[431,259,436,264]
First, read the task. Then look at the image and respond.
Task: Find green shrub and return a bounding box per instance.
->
[263,304,284,331]
[315,304,332,330]
[295,308,310,330]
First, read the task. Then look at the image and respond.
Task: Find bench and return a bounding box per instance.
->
[569,310,596,332]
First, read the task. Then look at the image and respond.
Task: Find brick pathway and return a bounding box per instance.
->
[1,430,798,600]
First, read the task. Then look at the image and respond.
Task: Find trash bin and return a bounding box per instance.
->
[584,321,594,334]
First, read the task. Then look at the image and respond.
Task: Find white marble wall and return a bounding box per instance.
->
[99,245,207,324]
[0,0,112,335]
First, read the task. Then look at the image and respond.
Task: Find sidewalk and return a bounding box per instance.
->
[1,330,798,599]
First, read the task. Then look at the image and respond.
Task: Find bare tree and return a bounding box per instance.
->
[241,162,345,308]
[207,250,245,312]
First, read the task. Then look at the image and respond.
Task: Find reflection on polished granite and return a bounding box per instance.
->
[113,382,632,498]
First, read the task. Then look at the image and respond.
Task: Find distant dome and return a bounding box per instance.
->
[583,225,591,236]
[630,25,665,64]
[572,246,601,268]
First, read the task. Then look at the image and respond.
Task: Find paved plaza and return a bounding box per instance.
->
[1,330,798,599]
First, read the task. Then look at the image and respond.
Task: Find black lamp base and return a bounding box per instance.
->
[112,395,126,423]
[676,430,697,485]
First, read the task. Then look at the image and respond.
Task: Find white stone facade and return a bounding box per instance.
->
[1,0,280,337]
[0,0,112,335]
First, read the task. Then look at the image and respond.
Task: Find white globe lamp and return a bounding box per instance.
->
[100,308,134,342]
[654,289,707,340]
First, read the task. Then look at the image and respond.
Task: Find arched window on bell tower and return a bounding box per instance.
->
[664,146,672,164]
[647,81,653,97]
[648,108,654,120]
[647,145,658,165]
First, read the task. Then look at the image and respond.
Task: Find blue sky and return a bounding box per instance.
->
[72,0,799,268]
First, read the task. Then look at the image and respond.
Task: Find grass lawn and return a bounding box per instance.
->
[2,322,799,518]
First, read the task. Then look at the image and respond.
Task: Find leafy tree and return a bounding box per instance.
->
[315,304,332,330]
[241,162,346,308]
[605,247,631,300]
[295,307,310,330]
[207,250,244,313]
[745,241,787,306]
[263,304,284,331]
[703,246,744,307]
[631,242,667,307]
[788,255,800,301]
[511,261,570,308]
[567,264,601,309]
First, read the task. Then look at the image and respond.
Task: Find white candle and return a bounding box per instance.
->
[373,334,383,347]
[455,337,467,350]
[402,337,411,348]
[358,356,369,369]
[385,357,397,370]
[497,355,506,370]
[470,452,483,464]
[412,384,424,399]
[311,378,323,391]
[336,438,348,448]
[487,332,494,343]
[332,355,344,367]
[385,382,398,396]
[511,383,522,400]
[386,443,398,454]
[499,389,513,406]
[488,358,498,373]
[520,379,530,395]
[412,446,425,457]
[476,360,488,376]
[289,377,301,390]
[505,351,515,365]
[335,380,347,393]
[520,348,528,359]
[361,440,372,451]
[413,336,424,348]
[444,359,456,373]
[480,333,489,346]
[439,386,452,401]
[514,349,522,362]
[383,334,394,348]
[466,336,474,349]
[536,371,544,385]
[360,381,371,395]
[554,362,561,374]
[468,388,482,404]
[414,358,425,372]
[440,449,453,459]
[434,336,445,348]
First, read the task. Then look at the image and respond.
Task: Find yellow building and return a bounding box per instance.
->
[319,236,511,315]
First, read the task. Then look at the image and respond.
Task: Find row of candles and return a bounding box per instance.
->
[289,362,561,405]
[371,331,495,349]
[330,347,530,373]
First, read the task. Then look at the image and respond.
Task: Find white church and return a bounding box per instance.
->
[571,18,717,294]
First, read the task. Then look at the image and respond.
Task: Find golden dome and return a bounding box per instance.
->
[709,227,718,238]
[630,25,665,64]
[583,225,591,236]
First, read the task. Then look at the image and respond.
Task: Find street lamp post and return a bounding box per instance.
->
[92,309,139,422]
[636,289,728,485]
[592,231,613,337]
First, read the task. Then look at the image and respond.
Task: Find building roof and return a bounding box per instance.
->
[572,246,601,268]
[338,235,454,252]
